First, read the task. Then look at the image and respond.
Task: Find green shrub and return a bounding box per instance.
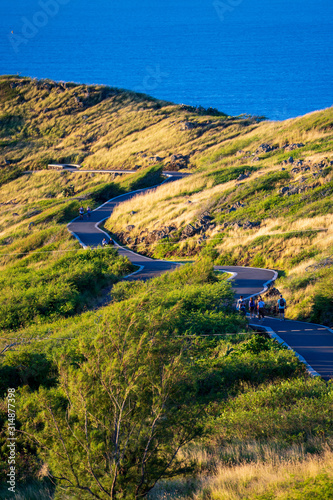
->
[0,248,133,330]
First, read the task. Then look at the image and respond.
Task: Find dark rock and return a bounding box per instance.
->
[126,225,135,231]
[180,121,196,131]
[284,143,304,151]
[255,143,276,154]
[169,154,189,169]
[181,224,197,238]
[280,186,290,194]
[164,225,176,234]
[148,156,164,164]
[243,221,260,229]
[265,287,281,297]
[288,157,294,164]
[237,172,250,181]
[233,201,245,209]
[198,214,213,224]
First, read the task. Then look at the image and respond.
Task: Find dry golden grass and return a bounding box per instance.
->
[150,444,333,500]
[192,447,333,500]
[2,76,332,174]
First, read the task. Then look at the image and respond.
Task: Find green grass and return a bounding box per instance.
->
[0,247,133,330]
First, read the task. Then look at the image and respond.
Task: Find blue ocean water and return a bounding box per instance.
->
[0,0,332,119]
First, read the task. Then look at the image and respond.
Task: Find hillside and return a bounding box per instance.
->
[1,74,235,174]
[1,75,333,321]
[1,76,333,499]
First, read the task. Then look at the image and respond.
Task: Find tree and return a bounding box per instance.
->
[21,302,205,499]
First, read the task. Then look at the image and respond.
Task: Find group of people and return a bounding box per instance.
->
[102,237,114,247]
[79,206,91,219]
[236,294,287,322]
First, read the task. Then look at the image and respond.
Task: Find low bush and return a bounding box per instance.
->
[0,248,133,330]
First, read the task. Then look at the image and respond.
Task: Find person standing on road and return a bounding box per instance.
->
[277,294,287,320]
[87,206,91,218]
[236,296,246,316]
[249,297,256,319]
[257,296,265,322]
[79,206,84,219]
[236,296,243,310]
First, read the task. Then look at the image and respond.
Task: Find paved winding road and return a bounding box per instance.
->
[67,171,333,380]
[67,173,186,280]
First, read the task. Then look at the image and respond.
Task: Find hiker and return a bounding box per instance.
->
[257,296,265,322]
[87,206,91,218]
[79,206,84,219]
[102,237,113,246]
[277,294,287,320]
[249,296,256,319]
[236,296,246,316]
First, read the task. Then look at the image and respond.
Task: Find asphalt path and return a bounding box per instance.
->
[249,316,333,380]
[215,266,277,299]
[67,173,186,280]
[67,172,333,380]
[220,267,333,380]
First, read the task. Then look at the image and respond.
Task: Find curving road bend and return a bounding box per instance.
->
[67,173,187,280]
[68,172,333,380]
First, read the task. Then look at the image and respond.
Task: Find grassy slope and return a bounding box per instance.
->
[0,161,165,337]
[104,109,333,325]
[0,75,238,172]
[1,75,332,321]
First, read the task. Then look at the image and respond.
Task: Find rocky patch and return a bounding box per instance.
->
[180,121,196,131]
[215,201,245,214]
[168,154,189,170]
[283,143,304,151]
[237,172,251,181]
[115,224,177,247]
[279,183,321,196]
[148,155,164,164]
[265,287,281,298]
[222,220,260,230]
[255,143,277,155]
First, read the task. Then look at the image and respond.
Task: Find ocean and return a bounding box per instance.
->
[0,0,332,119]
